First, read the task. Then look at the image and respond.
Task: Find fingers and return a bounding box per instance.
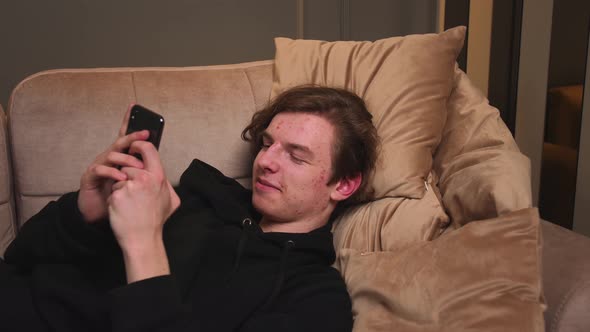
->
[103,151,144,169]
[85,150,145,186]
[111,179,126,192]
[111,130,150,153]
[88,164,128,183]
[84,129,148,186]
[128,141,164,176]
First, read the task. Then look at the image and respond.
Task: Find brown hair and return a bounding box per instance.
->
[242,85,379,207]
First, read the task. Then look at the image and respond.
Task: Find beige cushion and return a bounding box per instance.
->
[333,172,449,253]
[328,57,541,331]
[0,105,17,257]
[433,68,532,226]
[271,27,466,199]
[335,208,545,332]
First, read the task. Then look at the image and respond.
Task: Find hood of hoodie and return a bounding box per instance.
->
[176,159,336,266]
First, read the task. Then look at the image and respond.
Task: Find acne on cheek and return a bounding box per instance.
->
[318,169,328,185]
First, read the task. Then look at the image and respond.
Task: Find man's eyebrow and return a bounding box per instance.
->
[261,131,273,141]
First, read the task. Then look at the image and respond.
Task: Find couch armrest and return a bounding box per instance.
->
[541,219,590,332]
[0,104,17,258]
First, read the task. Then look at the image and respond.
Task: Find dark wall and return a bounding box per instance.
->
[350,0,437,40]
[0,0,438,108]
[488,0,523,134]
[547,0,590,88]
[0,0,296,108]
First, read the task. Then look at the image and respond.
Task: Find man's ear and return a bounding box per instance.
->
[330,173,362,202]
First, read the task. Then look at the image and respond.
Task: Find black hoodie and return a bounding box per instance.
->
[2,159,353,332]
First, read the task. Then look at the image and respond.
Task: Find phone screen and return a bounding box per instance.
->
[126,105,165,149]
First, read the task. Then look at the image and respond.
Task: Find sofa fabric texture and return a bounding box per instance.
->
[271,27,466,200]
[433,67,533,226]
[541,220,590,332]
[0,104,16,255]
[333,172,449,253]
[335,208,544,332]
[7,62,273,226]
[271,28,545,331]
[1,37,588,331]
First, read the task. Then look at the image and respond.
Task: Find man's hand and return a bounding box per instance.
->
[78,106,148,223]
[107,140,181,283]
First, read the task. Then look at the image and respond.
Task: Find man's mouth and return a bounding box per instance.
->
[255,178,281,192]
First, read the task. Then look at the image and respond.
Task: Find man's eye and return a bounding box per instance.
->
[261,141,272,149]
[290,154,305,164]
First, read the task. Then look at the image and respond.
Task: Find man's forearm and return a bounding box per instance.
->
[122,237,170,284]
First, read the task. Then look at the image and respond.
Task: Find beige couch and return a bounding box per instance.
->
[1,60,589,331]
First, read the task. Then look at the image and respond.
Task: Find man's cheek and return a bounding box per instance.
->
[312,169,329,188]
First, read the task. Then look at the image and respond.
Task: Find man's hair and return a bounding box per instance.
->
[242,85,379,207]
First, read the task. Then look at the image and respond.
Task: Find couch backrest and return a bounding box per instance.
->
[5,60,274,242]
[0,104,17,256]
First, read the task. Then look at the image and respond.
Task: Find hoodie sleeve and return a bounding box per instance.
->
[4,191,118,269]
[108,270,352,332]
[239,274,353,332]
[239,300,353,332]
[109,276,196,332]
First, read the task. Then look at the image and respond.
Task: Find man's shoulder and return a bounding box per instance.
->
[278,264,351,313]
[289,263,346,289]
[176,159,249,196]
[175,159,258,224]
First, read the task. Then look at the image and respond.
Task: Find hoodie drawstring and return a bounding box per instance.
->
[226,218,253,284]
[261,239,295,310]
[227,220,296,310]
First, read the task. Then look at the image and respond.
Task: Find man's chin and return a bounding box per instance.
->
[251,195,267,212]
[252,195,280,218]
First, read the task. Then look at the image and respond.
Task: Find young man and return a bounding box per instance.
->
[1,86,379,332]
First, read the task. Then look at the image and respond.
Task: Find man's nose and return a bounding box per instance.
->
[258,145,280,173]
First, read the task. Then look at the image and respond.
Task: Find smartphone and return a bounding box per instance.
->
[124,105,165,161]
[126,104,165,149]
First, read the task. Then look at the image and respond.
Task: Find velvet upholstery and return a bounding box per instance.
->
[335,208,545,332]
[433,67,532,226]
[2,58,589,332]
[333,172,449,253]
[271,27,544,329]
[541,220,590,332]
[271,27,466,199]
[0,104,16,256]
[7,62,273,226]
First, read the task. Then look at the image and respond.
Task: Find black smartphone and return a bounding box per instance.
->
[124,105,165,161]
[125,104,165,150]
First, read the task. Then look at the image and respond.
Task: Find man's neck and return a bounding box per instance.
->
[259,216,329,233]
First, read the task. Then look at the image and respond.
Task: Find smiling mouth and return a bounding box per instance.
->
[256,178,281,192]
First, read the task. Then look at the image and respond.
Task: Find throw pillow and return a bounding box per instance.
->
[333,172,449,253]
[335,208,545,332]
[272,27,466,199]
[433,68,532,226]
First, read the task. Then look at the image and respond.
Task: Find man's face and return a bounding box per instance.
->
[252,112,339,231]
